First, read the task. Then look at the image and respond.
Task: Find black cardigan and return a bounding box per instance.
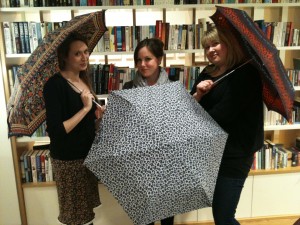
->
[43,73,96,160]
[190,63,264,178]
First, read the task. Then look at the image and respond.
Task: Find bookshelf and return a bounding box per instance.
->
[1,3,300,225]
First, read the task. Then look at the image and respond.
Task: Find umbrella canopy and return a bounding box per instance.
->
[7,10,107,137]
[210,6,295,122]
[84,81,228,225]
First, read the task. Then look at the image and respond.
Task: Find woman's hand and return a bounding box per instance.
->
[193,79,214,102]
[80,89,94,112]
[95,105,106,120]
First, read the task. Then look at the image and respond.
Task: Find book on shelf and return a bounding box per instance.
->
[28,21,39,53]
[30,150,38,183]
[187,24,195,50]
[24,150,33,183]
[12,22,21,54]
[20,151,27,183]
[7,69,14,94]
[3,22,13,54]
[290,146,300,167]
[22,22,31,53]
[180,24,187,50]
[155,20,163,41]
[35,150,44,182]
[44,150,53,182]
[40,150,46,182]
[18,22,26,53]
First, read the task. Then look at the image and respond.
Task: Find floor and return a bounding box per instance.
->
[176,216,300,225]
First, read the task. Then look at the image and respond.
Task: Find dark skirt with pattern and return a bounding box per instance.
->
[52,158,101,225]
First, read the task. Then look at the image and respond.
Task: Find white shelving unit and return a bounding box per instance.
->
[1,3,300,225]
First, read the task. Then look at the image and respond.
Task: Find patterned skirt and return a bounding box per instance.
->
[52,158,101,225]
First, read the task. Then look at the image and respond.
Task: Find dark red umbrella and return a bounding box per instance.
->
[7,10,107,137]
[210,6,295,122]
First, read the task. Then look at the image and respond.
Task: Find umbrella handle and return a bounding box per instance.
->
[66,79,102,108]
[213,58,253,86]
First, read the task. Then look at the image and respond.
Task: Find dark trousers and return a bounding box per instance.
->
[147,216,174,225]
[212,176,246,225]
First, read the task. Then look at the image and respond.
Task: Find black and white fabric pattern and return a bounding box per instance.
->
[84,81,228,225]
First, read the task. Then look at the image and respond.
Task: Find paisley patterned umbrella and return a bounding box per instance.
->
[84,81,228,225]
[210,6,294,122]
[7,10,107,137]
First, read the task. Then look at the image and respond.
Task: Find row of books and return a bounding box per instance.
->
[255,20,299,47]
[97,20,208,53]
[4,20,299,57]
[252,140,300,170]
[252,139,300,170]
[3,20,208,55]
[3,21,66,54]
[287,69,300,87]
[263,103,300,126]
[89,64,206,95]
[32,121,48,137]
[4,0,300,7]
[20,148,54,183]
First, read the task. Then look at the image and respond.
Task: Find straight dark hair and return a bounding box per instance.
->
[134,38,164,66]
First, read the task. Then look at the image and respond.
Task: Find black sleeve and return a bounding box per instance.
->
[43,76,68,141]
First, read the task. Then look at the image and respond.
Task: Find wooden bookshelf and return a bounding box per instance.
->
[1,3,300,225]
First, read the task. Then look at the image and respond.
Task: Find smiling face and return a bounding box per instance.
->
[64,40,90,73]
[136,46,162,80]
[204,40,228,68]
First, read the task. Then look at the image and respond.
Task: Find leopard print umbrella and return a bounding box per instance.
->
[85,81,228,225]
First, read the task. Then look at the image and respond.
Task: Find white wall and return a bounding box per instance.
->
[0,70,21,224]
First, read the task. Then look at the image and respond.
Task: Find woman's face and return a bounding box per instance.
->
[204,40,228,67]
[136,46,162,79]
[64,40,90,73]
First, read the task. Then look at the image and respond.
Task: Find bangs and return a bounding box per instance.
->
[201,29,220,48]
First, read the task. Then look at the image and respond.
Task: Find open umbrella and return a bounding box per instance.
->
[7,10,107,137]
[210,6,294,122]
[84,81,228,225]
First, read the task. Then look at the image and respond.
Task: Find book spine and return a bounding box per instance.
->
[40,150,46,182]
[26,150,33,182]
[3,22,13,54]
[13,22,21,54]
[36,151,42,182]
[31,151,37,183]
[18,22,26,53]
[22,22,31,53]
[20,151,26,183]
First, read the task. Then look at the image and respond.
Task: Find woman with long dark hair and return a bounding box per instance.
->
[43,32,104,225]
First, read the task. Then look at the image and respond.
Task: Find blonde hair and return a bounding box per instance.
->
[201,25,247,74]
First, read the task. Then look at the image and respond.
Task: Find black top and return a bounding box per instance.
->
[43,73,96,160]
[123,80,135,89]
[190,63,264,178]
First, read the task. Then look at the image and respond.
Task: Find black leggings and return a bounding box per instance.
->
[147,216,174,225]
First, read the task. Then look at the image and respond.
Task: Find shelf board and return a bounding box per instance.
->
[278,46,300,51]
[249,166,300,175]
[22,181,56,188]
[16,136,50,143]
[264,124,300,131]
[21,167,300,188]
